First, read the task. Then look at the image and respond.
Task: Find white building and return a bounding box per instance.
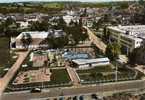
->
[16,21,29,29]
[72,58,110,69]
[14,30,66,49]
[63,15,79,26]
[16,31,49,49]
[107,25,145,54]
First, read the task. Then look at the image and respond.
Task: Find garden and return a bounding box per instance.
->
[6,68,72,91]
[76,65,143,84]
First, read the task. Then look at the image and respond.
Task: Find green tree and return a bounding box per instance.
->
[128,45,145,65]
[57,17,66,30]
[139,0,145,5]
[105,42,121,61]
[65,22,88,45]
[0,17,20,37]
[47,35,68,48]
[90,72,97,78]
[29,20,50,31]
[92,21,98,30]
[102,26,111,43]
[21,33,32,49]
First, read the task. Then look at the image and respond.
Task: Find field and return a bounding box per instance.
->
[50,69,71,84]
[0,37,17,77]
[76,65,141,84]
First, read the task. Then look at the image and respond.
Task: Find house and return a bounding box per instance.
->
[72,58,110,69]
[30,51,48,67]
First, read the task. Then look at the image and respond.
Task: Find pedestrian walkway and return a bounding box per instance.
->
[0,51,30,98]
[66,65,80,86]
[83,26,106,53]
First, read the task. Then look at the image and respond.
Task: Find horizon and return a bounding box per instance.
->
[0,0,138,3]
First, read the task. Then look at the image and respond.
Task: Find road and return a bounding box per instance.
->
[2,79,145,100]
[0,51,30,99]
[83,26,106,53]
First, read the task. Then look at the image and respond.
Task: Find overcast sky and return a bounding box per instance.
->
[0,0,137,3]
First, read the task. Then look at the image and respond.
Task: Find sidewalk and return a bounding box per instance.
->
[83,26,106,53]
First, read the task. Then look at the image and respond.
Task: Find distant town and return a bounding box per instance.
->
[0,0,145,100]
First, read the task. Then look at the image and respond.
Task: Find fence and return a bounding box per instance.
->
[80,77,136,85]
[6,82,72,91]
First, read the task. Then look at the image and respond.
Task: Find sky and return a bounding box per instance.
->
[0,0,137,3]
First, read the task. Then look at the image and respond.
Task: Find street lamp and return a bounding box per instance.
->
[115,61,118,82]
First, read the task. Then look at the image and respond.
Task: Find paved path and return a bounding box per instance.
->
[83,26,106,53]
[65,62,80,86]
[0,51,30,99]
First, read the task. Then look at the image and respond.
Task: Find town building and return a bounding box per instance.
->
[13,30,66,49]
[107,25,145,55]
[72,58,110,69]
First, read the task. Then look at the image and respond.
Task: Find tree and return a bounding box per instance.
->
[92,21,98,30]
[102,26,111,43]
[65,22,88,45]
[29,20,50,31]
[139,0,145,5]
[105,42,121,61]
[21,33,32,49]
[0,17,20,37]
[128,45,145,65]
[90,72,97,78]
[47,33,68,49]
[57,17,66,30]
[80,8,87,17]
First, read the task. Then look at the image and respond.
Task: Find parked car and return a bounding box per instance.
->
[91,94,98,99]
[79,95,84,100]
[73,96,78,100]
[59,97,64,100]
[30,88,41,93]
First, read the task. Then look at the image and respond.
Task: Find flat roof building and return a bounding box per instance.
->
[14,30,66,49]
[72,58,110,69]
[107,25,145,54]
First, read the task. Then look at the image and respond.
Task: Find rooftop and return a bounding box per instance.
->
[108,25,145,40]
[72,58,110,65]
[16,30,66,39]
[16,31,49,39]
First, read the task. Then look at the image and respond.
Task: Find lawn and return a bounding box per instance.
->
[50,69,71,84]
[0,37,17,77]
[43,3,64,9]
[76,65,139,84]
[0,37,10,68]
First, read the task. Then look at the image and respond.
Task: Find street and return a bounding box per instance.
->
[2,79,145,100]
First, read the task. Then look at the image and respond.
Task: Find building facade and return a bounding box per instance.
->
[107,25,145,55]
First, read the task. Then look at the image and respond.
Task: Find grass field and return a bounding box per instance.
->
[76,65,138,83]
[43,3,64,8]
[0,37,11,77]
[0,37,17,77]
[50,69,71,84]
[0,37,10,68]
